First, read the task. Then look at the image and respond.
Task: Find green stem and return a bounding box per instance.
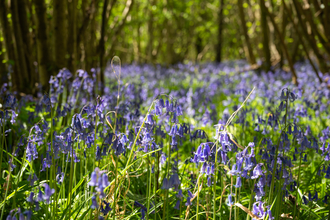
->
[51,107,57,219]
[196,175,200,220]
[147,154,151,219]
[213,131,219,220]
[113,155,119,220]
[0,121,5,182]
[68,134,75,218]
[293,154,302,219]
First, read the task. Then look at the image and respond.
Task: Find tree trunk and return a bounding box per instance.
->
[34,0,52,90]
[53,0,67,71]
[238,0,256,65]
[215,0,225,63]
[99,0,110,91]
[264,4,298,84]
[147,0,156,62]
[67,0,78,73]
[11,0,30,93]
[0,0,17,89]
[17,0,36,86]
[0,41,8,86]
[292,0,329,73]
[260,0,271,71]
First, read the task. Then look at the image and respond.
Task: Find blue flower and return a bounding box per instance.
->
[43,183,55,204]
[91,195,98,209]
[101,200,112,215]
[226,193,234,206]
[88,171,98,186]
[325,166,330,179]
[234,177,242,188]
[251,163,263,179]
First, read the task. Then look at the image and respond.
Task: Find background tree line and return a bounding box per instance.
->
[0,0,329,94]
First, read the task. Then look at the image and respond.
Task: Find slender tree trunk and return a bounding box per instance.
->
[147,0,156,62]
[17,1,36,86]
[11,0,30,93]
[292,0,329,73]
[279,4,287,68]
[238,0,256,64]
[195,34,203,60]
[0,41,8,85]
[264,5,298,84]
[34,0,52,90]
[282,1,322,83]
[0,0,17,89]
[215,0,225,62]
[99,0,110,91]
[108,0,134,56]
[67,0,78,73]
[260,0,271,71]
[53,0,67,71]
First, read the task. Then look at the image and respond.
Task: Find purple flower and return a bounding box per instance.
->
[174,199,181,210]
[251,163,263,179]
[101,200,112,215]
[43,183,55,204]
[88,171,98,186]
[227,193,234,206]
[91,195,98,209]
[234,177,242,188]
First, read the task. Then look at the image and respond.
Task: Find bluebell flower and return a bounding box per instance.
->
[201,162,207,174]
[303,195,309,205]
[101,173,110,188]
[26,192,34,203]
[176,189,183,199]
[146,114,154,125]
[155,104,162,116]
[174,199,181,210]
[169,173,180,189]
[91,195,98,209]
[185,190,194,206]
[158,98,164,108]
[37,188,43,202]
[161,178,170,190]
[234,177,242,188]
[251,163,263,179]
[226,193,234,206]
[325,166,330,179]
[43,183,55,204]
[252,201,265,219]
[88,171,98,186]
[160,153,167,165]
[101,200,112,215]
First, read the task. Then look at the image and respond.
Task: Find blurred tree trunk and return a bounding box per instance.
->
[108,0,134,57]
[260,0,271,71]
[17,1,36,88]
[68,0,78,73]
[238,0,256,65]
[0,41,8,85]
[78,0,98,70]
[215,0,224,63]
[279,4,287,68]
[11,0,30,93]
[0,0,17,89]
[34,0,52,90]
[147,0,156,63]
[292,0,329,73]
[53,0,67,71]
[99,0,110,90]
[282,1,322,83]
[264,5,298,84]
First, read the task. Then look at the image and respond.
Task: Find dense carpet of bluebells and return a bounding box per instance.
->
[1,59,330,220]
